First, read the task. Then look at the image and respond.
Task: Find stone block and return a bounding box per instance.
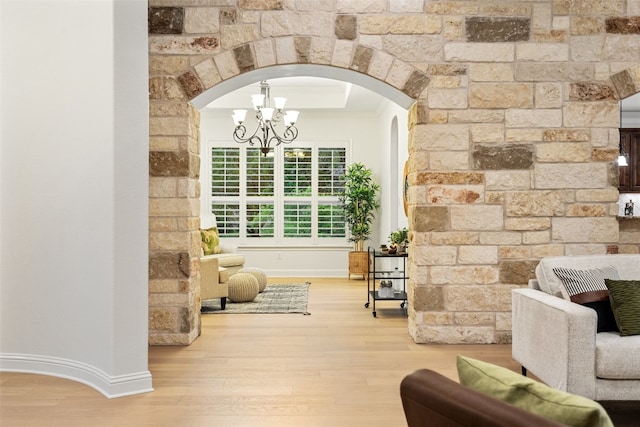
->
[515,62,594,82]
[150,177,178,197]
[262,12,333,37]
[383,35,443,62]
[504,217,550,231]
[368,50,394,80]
[149,307,178,333]
[337,0,386,13]
[335,15,356,40]
[470,83,533,109]
[551,217,619,242]
[446,285,513,311]
[149,218,178,232]
[499,246,530,259]
[411,324,496,344]
[445,43,514,62]
[150,198,199,217]
[531,244,565,258]
[499,260,537,285]
[506,128,543,142]
[485,171,531,191]
[413,124,469,151]
[431,232,479,245]
[429,152,469,170]
[466,17,530,42]
[428,186,482,204]
[214,50,240,80]
[178,71,204,99]
[149,35,220,55]
[450,205,504,231]
[413,285,445,311]
[149,252,191,279]
[351,45,373,73]
[150,232,192,252]
[471,123,504,143]
[505,108,562,128]
[194,59,221,89]
[412,206,448,232]
[449,109,504,123]
[516,43,568,61]
[563,102,619,127]
[569,82,616,102]
[255,39,277,67]
[403,71,431,99]
[458,246,498,264]
[534,163,608,189]
[468,63,514,82]
[239,0,284,10]
[506,191,565,217]
[566,204,608,217]
[184,8,219,34]
[523,231,550,244]
[473,145,534,170]
[331,39,353,68]
[360,15,442,35]
[221,25,259,50]
[148,7,184,35]
[480,232,522,245]
[535,83,562,108]
[428,88,467,109]
[455,312,495,326]
[414,245,457,266]
[150,151,191,177]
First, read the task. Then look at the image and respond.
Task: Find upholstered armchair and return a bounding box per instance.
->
[200,256,228,310]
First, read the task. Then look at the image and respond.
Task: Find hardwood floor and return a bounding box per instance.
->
[1,277,517,426]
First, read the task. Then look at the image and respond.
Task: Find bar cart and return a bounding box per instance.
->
[365,246,408,317]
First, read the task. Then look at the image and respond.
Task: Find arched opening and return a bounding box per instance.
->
[149,62,420,345]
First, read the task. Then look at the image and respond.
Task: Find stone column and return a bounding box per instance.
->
[148,99,202,345]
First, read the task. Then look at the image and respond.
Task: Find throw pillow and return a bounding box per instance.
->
[456,355,614,427]
[604,279,640,336]
[553,266,620,333]
[200,227,222,256]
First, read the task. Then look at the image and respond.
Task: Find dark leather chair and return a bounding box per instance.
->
[400,369,565,427]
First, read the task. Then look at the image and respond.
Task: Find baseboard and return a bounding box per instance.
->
[0,353,153,398]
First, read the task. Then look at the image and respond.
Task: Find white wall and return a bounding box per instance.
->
[0,0,152,397]
[200,96,409,277]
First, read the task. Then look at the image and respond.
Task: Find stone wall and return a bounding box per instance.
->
[147,0,640,345]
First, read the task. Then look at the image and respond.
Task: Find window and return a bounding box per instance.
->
[208,143,347,244]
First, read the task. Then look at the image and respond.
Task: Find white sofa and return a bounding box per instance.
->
[512,254,640,401]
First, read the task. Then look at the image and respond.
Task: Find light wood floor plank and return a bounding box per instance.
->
[1,277,517,426]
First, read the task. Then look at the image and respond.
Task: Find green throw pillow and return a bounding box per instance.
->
[604,279,640,336]
[456,355,613,427]
[200,227,222,256]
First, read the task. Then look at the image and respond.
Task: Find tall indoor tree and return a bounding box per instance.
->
[339,162,380,252]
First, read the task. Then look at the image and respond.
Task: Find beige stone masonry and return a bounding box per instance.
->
[146,1,638,346]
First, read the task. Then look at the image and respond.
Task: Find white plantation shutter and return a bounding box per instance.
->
[209,142,348,243]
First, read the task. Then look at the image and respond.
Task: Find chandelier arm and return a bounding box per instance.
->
[267,121,298,147]
[233,124,261,146]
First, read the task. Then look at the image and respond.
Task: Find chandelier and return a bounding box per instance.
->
[232,80,300,156]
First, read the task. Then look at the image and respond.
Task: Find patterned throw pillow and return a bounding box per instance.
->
[200,227,222,255]
[552,266,620,333]
[604,279,640,336]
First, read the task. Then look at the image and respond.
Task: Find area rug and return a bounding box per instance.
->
[201,282,310,314]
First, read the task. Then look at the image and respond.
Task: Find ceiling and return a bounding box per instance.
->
[205,76,388,113]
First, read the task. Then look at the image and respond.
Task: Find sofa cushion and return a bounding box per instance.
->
[604,279,640,336]
[596,332,640,379]
[535,255,640,297]
[200,227,222,255]
[552,266,620,333]
[210,253,245,268]
[457,355,614,427]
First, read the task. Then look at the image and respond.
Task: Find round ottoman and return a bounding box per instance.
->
[238,267,268,292]
[227,273,259,303]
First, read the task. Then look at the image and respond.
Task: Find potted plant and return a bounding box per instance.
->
[389,227,409,253]
[340,162,380,251]
[339,163,380,278]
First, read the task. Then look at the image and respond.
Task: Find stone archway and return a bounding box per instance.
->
[148,37,428,345]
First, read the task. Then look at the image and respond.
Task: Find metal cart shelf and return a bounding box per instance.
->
[365,246,408,317]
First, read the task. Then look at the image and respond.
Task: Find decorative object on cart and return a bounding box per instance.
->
[625,199,634,216]
[380,244,389,253]
[231,80,300,156]
[389,227,409,253]
[379,281,394,298]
